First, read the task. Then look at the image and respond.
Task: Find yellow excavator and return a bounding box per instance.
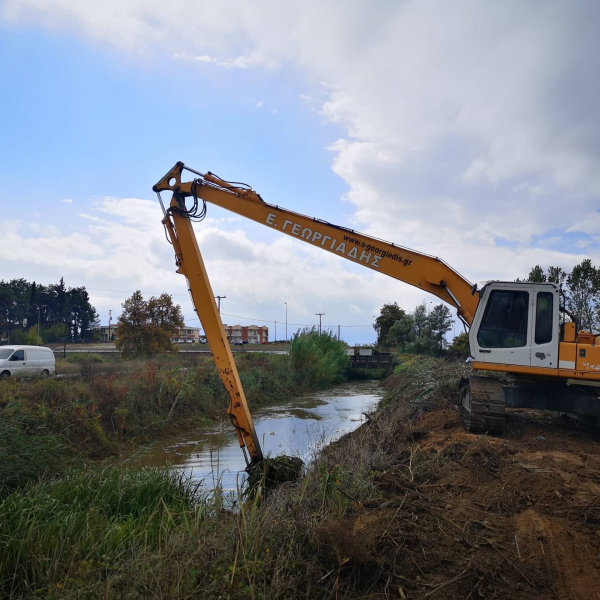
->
[154,161,600,466]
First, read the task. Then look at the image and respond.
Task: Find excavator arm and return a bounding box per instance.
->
[154,162,479,325]
[161,191,263,466]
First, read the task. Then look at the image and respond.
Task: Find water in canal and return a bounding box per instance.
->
[125,380,383,492]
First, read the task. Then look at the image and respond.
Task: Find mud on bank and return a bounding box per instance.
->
[313,356,600,599]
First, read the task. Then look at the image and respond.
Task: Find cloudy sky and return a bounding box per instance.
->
[1,0,599,344]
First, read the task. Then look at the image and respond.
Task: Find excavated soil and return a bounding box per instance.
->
[314,405,600,599]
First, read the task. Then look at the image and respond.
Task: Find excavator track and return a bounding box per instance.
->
[458,376,506,434]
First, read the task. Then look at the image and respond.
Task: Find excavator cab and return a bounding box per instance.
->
[469,282,560,369]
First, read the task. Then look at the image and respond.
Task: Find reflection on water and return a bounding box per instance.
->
[124,380,383,491]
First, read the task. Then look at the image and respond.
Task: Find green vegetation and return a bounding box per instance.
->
[446,331,470,360]
[346,365,390,380]
[0,329,351,597]
[288,328,349,387]
[0,466,198,598]
[0,409,68,495]
[374,301,453,355]
[0,277,98,344]
[116,291,185,358]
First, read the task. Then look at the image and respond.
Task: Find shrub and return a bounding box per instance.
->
[288,328,349,387]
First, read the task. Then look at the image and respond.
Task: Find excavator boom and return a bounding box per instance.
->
[154,162,478,325]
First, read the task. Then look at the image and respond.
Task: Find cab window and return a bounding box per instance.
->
[535,292,554,345]
[10,350,25,361]
[478,290,529,348]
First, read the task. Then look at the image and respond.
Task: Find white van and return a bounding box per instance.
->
[0,345,56,379]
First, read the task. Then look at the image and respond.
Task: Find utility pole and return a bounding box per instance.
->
[274,320,277,343]
[316,313,325,335]
[338,324,340,341]
[37,307,40,345]
[215,295,226,313]
[108,310,112,343]
[285,302,288,342]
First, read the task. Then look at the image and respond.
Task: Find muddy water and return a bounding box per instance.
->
[125,381,383,492]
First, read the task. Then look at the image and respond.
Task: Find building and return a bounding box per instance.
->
[172,325,201,343]
[97,323,118,342]
[96,323,201,343]
[223,324,269,344]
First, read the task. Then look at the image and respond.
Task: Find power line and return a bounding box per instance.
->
[185,311,374,328]
[85,287,374,328]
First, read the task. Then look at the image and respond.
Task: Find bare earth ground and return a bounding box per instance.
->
[317,403,600,599]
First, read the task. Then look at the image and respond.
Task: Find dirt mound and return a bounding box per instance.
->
[315,404,600,599]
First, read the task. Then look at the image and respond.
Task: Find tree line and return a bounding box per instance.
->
[374,301,455,356]
[519,258,599,332]
[374,258,600,359]
[0,278,99,344]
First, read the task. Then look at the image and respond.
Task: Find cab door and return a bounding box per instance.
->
[470,284,533,366]
[530,286,560,369]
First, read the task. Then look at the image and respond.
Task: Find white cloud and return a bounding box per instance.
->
[173,52,266,69]
[60,198,73,204]
[3,0,600,339]
[567,213,600,236]
[256,101,263,108]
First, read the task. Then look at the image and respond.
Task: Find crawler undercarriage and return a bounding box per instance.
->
[459,374,600,434]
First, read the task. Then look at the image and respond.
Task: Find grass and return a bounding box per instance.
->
[0,466,200,598]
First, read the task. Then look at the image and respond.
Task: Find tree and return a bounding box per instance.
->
[566,259,599,332]
[525,265,546,283]
[374,303,407,347]
[0,277,99,344]
[67,286,99,341]
[428,303,454,351]
[387,312,414,351]
[447,332,470,361]
[388,301,453,356]
[521,261,598,332]
[116,291,184,357]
